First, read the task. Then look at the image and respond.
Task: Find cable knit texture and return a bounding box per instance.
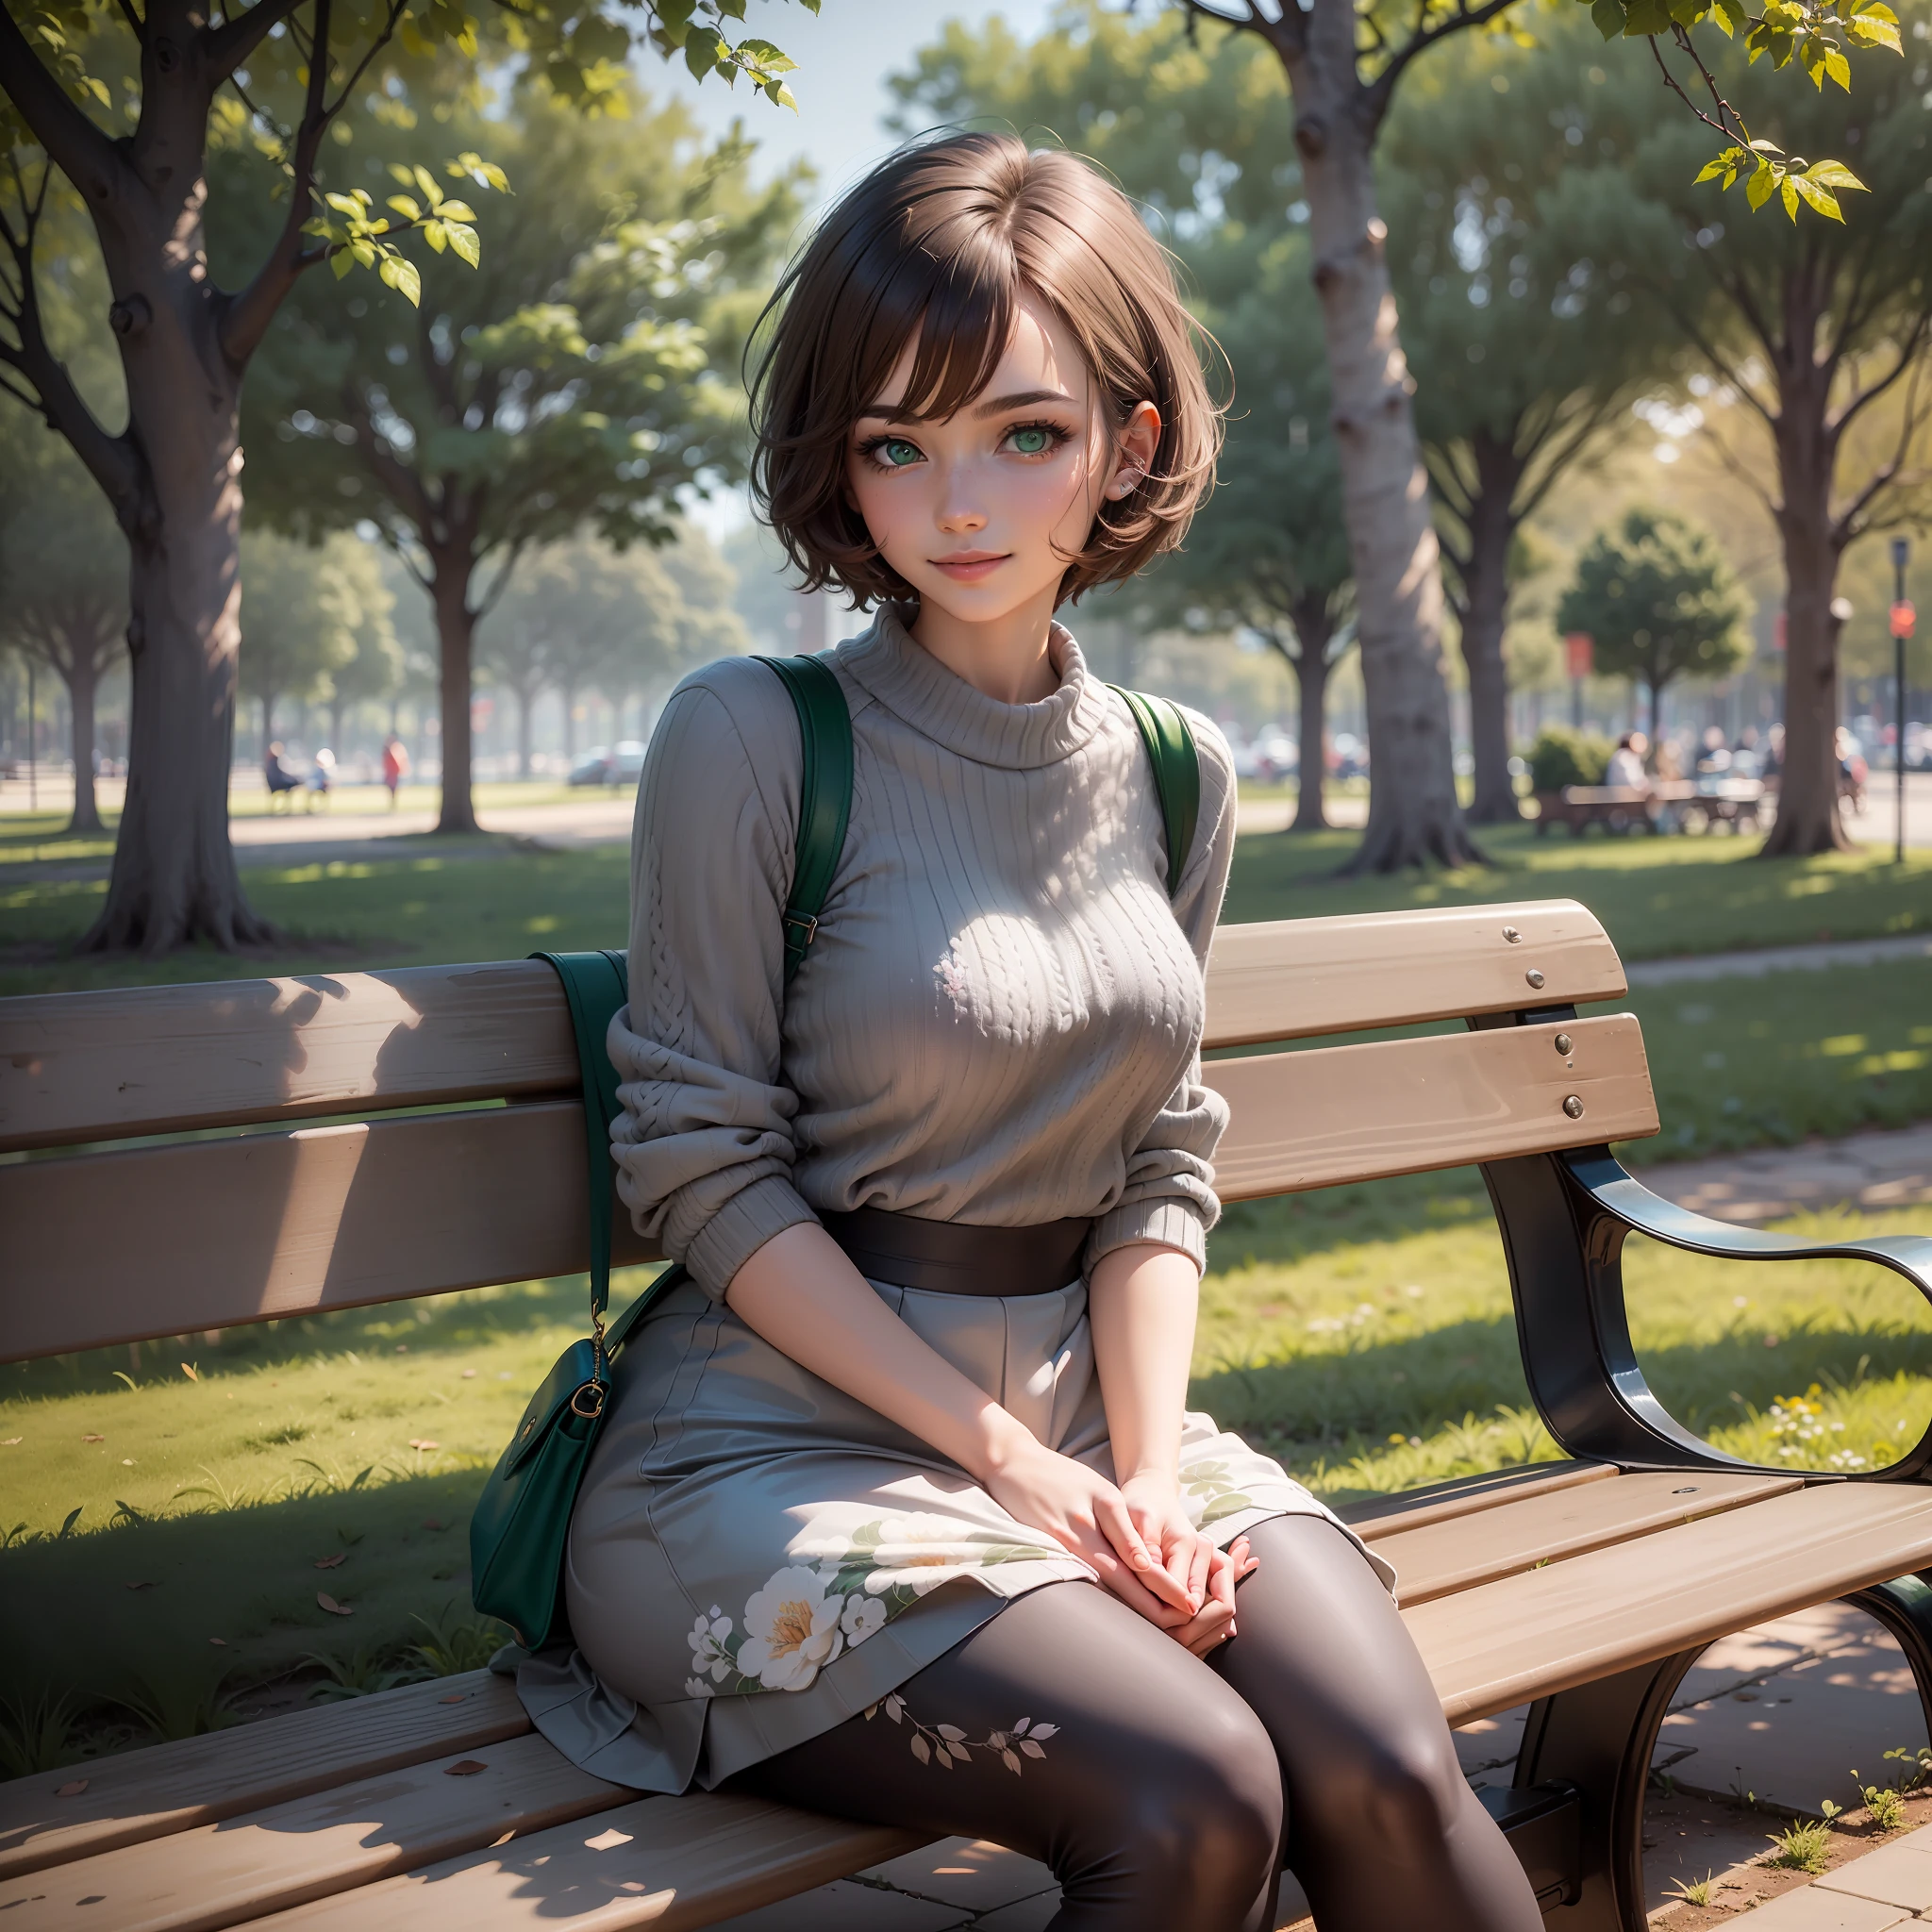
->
[608,604,1236,1301]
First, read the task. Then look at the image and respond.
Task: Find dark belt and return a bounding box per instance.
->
[822,1207,1091,1297]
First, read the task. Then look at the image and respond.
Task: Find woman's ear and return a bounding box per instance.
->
[1106,400,1161,500]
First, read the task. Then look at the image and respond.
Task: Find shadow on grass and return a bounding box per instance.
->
[1209,1170,1494,1266]
[0,1466,502,1741]
[5,1265,666,1402]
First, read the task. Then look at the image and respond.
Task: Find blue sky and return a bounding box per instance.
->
[646,1,1058,207]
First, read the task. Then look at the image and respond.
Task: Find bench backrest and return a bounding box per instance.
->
[0,899,1656,1363]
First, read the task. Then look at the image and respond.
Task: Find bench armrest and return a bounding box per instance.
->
[1479,1146,1932,1482]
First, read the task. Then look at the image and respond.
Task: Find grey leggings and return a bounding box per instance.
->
[726,1516,1542,1931]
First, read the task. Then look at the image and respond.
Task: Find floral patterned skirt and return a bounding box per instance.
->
[515,1270,1393,1794]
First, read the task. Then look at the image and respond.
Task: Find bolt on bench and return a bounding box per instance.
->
[5,899,1932,1932]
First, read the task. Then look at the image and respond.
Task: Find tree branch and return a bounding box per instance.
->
[1832,307,1932,439]
[0,159,142,509]
[113,0,148,45]
[204,0,309,84]
[218,0,348,367]
[1834,355,1929,545]
[1369,0,1522,122]
[0,0,125,204]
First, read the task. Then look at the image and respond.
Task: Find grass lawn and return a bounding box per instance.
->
[7,1190,1927,1771]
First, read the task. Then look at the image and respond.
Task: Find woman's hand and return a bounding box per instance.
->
[984,1436,1200,1624]
[1117,1474,1259,1656]
[1168,1536,1257,1657]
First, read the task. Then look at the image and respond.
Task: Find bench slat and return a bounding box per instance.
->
[1380,1469,1799,1606]
[0,904,1626,1156]
[0,1673,525,1881]
[6,1017,1652,1360]
[1,1735,625,1932]
[2,1104,661,1361]
[1343,1460,1617,1541]
[0,962,579,1155]
[1411,1480,1932,1726]
[1204,900,1625,1048]
[1211,1013,1658,1201]
[241,1796,925,1932]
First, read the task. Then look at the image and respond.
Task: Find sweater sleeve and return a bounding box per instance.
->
[1085,710,1237,1277]
[607,660,820,1300]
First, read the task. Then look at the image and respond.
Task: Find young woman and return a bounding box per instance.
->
[519,133,1542,1932]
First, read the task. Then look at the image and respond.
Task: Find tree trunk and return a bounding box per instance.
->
[1275,0,1476,873]
[430,554,478,833]
[87,454,273,953]
[1647,680,1662,746]
[560,683,577,760]
[1760,408,1852,856]
[64,648,102,835]
[516,680,537,779]
[1274,608,1334,832]
[1455,434,1523,824]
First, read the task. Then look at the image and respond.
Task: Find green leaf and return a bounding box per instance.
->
[423,220,448,253]
[733,36,794,72]
[1846,10,1902,46]
[350,239,376,268]
[413,165,442,206]
[1622,0,1674,32]
[1745,158,1780,208]
[387,194,422,220]
[763,77,798,109]
[1824,43,1851,84]
[1712,0,1748,33]
[1696,144,1747,181]
[379,254,423,307]
[684,30,723,78]
[331,247,356,280]
[1591,0,1628,36]
[1790,174,1845,218]
[1780,175,1799,219]
[1803,157,1868,188]
[445,222,480,269]
[437,199,475,222]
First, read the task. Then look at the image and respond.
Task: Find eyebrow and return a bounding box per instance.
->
[856,388,1081,425]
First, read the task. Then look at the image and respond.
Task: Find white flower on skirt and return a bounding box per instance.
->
[864,1512,976,1597]
[740,1566,846,1692]
[684,1675,716,1700]
[688,1604,736,1683]
[841,1594,888,1645]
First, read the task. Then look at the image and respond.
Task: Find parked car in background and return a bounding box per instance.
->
[567,741,648,789]
[1330,733,1368,781]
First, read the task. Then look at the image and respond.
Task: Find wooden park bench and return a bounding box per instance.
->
[1535,778,1767,838]
[6,897,1932,1932]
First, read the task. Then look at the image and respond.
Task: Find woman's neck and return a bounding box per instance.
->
[908,580,1061,706]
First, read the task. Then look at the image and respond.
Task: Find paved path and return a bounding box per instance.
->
[1627,934,1932,987]
[1632,1120,1932,1224]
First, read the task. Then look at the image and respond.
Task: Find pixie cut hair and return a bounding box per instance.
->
[748,131,1221,607]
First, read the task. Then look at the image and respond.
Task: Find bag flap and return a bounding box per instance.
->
[501,1337,603,1477]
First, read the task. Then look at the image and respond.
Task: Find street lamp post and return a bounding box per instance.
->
[1893,537,1915,866]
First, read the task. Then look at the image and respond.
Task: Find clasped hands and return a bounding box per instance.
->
[985,1436,1256,1657]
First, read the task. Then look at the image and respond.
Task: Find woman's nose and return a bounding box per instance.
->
[935,467,988,535]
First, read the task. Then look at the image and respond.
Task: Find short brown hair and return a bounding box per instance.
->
[748,131,1221,608]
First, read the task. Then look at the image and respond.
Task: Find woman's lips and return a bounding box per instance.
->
[930,553,1008,582]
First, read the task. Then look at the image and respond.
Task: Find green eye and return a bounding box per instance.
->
[1009,425,1055,455]
[879,439,922,467]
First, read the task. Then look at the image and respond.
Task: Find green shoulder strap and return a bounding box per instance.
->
[763,654,855,984]
[531,946,631,1323]
[1111,686,1200,899]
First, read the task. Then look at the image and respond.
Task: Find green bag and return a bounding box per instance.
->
[468,660,1196,1651]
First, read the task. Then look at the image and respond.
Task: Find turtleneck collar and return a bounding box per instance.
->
[836,602,1112,771]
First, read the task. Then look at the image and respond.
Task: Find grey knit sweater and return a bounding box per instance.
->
[608,605,1237,1300]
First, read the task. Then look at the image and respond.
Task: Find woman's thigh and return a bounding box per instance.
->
[727,1579,1284,1932]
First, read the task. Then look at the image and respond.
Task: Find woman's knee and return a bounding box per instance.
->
[1305,1717,1467,1857]
[1108,1702,1283,1901]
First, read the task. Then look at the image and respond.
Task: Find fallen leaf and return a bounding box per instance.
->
[439,1693,468,1705]
[395,1343,409,1354]
[125,1581,156,1592]
[209,1638,227,1647]
[408,1439,440,1452]
[82,1433,105,1443]
[461,1369,477,1379]
[121,1458,135,1467]
[1,1437,21,1446]
[180,1363,198,1381]
[444,1759,488,1776]
[317,1591,353,1617]
[313,1554,347,1570]
[55,1780,89,1798]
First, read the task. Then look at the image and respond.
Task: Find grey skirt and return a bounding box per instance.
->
[517,1270,1394,1794]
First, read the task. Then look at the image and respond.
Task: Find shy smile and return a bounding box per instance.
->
[929,551,1009,582]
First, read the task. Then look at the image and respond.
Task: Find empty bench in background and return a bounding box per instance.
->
[5,898,1932,1932]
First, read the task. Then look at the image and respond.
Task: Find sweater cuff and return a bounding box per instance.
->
[1086,1200,1208,1278]
[683,1174,819,1301]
